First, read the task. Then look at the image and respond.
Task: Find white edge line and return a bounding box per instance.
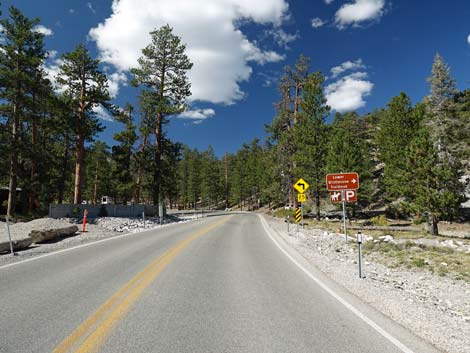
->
[0,216,211,271]
[258,214,415,353]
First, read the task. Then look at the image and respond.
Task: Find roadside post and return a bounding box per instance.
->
[142,211,146,229]
[295,207,302,231]
[287,215,290,234]
[5,216,15,256]
[326,173,359,243]
[341,190,347,242]
[159,204,163,225]
[82,209,88,233]
[357,230,363,279]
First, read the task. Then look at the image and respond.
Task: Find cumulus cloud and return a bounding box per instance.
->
[107,72,128,98]
[89,0,289,105]
[43,57,64,91]
[467,34,470,46]
[325,0,335,4]
[335,0,385,29]
[178,108,215,120]
[93,105,114,121]
[326,60,373,112]
[34,25,54,36]
[266,28,299,48]
[330,58,365,78]
[311,17,326,28]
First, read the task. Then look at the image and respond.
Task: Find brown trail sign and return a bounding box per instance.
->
[326,173,359,191]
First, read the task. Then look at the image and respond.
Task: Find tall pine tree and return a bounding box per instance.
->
[131,25,193,206]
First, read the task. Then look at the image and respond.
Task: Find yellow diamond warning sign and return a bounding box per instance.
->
[293,178,309,194]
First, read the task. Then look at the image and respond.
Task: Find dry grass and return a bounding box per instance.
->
[362,241,470,282]
[293,216,470,282]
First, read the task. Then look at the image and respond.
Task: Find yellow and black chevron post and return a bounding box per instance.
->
[295,207,302,223]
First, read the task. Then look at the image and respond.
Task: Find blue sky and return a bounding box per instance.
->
[4,0,470,156]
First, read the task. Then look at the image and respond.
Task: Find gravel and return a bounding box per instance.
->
[264,215,470,353]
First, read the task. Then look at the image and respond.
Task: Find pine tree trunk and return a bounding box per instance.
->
[153,112,163,206]
[315,184,321,221]
[29,118,37,213]
[432,216,439,236]
[73,135,84,205]
[134,134,148,204]
[74,58,87,206]
[57,137,69,204]
[7,104,19,217]
[92,160,99,205]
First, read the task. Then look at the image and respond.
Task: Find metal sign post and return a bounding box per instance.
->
[341,190,347,242]
[357,230,363,279]
[5,216,15,256]
[301,203,304,229]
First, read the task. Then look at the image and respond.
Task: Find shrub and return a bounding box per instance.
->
[371,214,388,226]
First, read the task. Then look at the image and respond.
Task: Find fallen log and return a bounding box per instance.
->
[29,225,79,243]
[0,238,34,253]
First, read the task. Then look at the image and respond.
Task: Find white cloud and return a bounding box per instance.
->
[311,17,326,28]
[43,57,64,92]
[48,50,58,59]
[89,0,289,105]
[34,25,54,36]
[335,0,385,29]
[326,59,373,112]
[326,72,373,112]
[331,58,365,78]
[107,72,128,98]
[93,105,114,121]
[87,2,96,14]
[245,42,285,65]
[325,0,335,4]
[266,28,299,48]
[69,9,75,14]
[177,108,215,120]
[467,34,470,46]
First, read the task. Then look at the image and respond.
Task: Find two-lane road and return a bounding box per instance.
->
[0,214,439,353]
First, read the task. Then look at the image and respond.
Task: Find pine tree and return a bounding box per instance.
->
[0,7,46,216]
[402,128,466,235]
[131,24,193,206]
[56,44,112,205]
[376,93,425,201]
[292,72,330,220]
[112,103,138,204]
[426,53,459,158]
[84,141,114,205]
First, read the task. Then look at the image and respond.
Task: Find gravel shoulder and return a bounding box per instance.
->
[0,215,201,266]
[263,215,470,353]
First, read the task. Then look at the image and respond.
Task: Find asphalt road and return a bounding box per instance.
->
[0,213,439,353]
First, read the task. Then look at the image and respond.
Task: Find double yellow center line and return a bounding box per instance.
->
[52,216,230,353]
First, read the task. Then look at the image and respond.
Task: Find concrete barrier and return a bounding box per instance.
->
[48,204,164,219]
